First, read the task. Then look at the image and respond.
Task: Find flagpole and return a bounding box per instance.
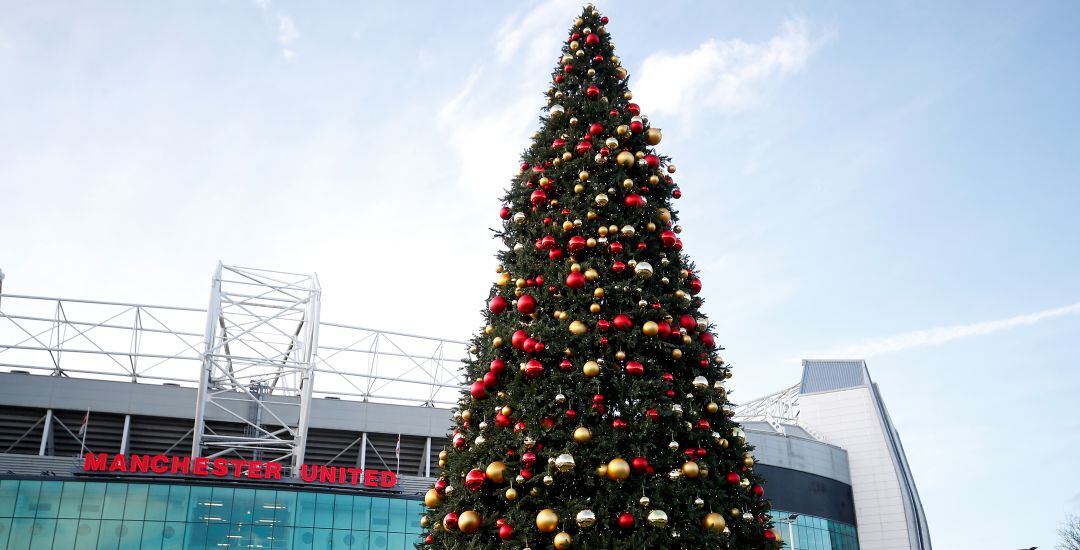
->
[79,409,89,456]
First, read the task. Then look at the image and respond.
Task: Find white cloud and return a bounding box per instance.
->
[817,301,1080,358]
[277,14,298,60]
[634,18,823,119]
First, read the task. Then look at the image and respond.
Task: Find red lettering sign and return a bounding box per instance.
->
[80,453,397,489]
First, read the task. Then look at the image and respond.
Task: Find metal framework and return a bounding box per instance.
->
[0,263,470,475]
[191,264,322,473]
[732,383,826,442]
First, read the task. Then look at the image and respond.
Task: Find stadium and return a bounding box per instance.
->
[0,264,929,549]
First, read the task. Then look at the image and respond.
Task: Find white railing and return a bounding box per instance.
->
[0,294,468,408]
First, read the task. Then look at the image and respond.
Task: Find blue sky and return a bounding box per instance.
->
[2,1,1079,547]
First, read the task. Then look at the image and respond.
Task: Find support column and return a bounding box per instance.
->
[120,415,131,454]
[359,432,368,471]
[39,409,53,456]
[423,437,432,477]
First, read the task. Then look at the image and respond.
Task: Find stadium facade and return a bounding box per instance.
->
[0,265,929,549]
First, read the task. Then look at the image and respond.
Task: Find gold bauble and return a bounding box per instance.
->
[554,531,573,549]
[562,220,574,232]
[606,458,631,481]
[569,320,589,335]
[667,164,677,173]
[536,509,559,533]
[596,464,608,477]
[543,475,554,486]
[682,461,700,478]
[439,450,448,460]
[424,489,441,508]
[458,510,481,533]
[574,183,584,194]
[595,193,609,206]
[646,222,657,232]
[578,170,590,181]
[623,91,633,100]
[703,512,726,533]
[420,516,429,527]
[496,272,511,286]
[682,334,692,345]
[573,426,592,443]
[589,303,601,313]
[614,350,626,361]
[584,268,598,281]
[505,487,518,501]
[616,124,629,136]
[672,348,683,359]
[583,360,600,377]
[486,461,507,484]
[730,508,741,517]
[616,150,635,168]
[706,402,719,414]
[576,509,596,528]
[645,128,662,145]
[461,409,472,421]
[743,455,755,468]
[647,509,669,528]
[586,237,597,247]
[501,405,512,416]
[616,66,628,79]
[593,287,604,298]
[642,321,659,336]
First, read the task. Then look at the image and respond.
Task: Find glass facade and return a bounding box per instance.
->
[771,509,859,550]
[0,479,423,549]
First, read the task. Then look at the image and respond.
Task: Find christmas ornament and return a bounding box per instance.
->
[616,150,635,167]
[458,510,481,533]
[573,426,592,442]
[606,458,630,481]
[576,509,596,528]
[555,453,576,472]
[517,294,536,314]
[465,469,486,491]
[424,489,441,507]
[536,509,559,533]
[646,127,662,145]
[486,461,507,484]
[554,532,573,549]
[443,512,459,531]
[642,321,659,336]
[703,512,726,533]
[617,512,635,529]
[582,360,600,377]
[569,320,589,335]
[498,523,514,540]
[647,510,669,528]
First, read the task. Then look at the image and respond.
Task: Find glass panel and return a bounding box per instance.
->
[78,483,106,519]
[231,488,255,530]
[333,494,352,530]
[0,517,12,550]
[35,481,63,519]
[210,486,234,524]
[252,489,277,525]
[292,526,314,549]
[188,486,213,523]
[183,520,207,548]
[349,531,369,549]
[294,492,316,528]
[271,524,291,549]
[164,485,189,523]
[369,497,389,533]
[58,482,84,519]
[140,521,164,550]
[404,500,422,534]
[121,484,148,521]
[0,480,18,516]
[117,519,143,550]
[387,532,407,550]
[351,496,370,533]
[274,490,296,529]
[312,528,332,548]
[334,529,357,548]
[9,517,35,550]
[52,518,79,550]
[313,492,334,529]
[387,498,406,533]
[205,523,229,548]
[368,531,388,550]
[97,519,123,550]
[251,524,273,548]
[228,520,252,547]
[160,522,185,550]
[14,481,41,518]
[73,520,100,550]
[29,518,57,550]
[145,484,170,521]
[101,484,127,520]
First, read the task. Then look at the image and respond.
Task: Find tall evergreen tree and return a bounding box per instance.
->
[421,5,780,549]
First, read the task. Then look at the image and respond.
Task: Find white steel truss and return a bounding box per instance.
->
[192,263,322,474]
[732,383,827,442]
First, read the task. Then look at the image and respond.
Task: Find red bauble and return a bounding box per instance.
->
[662,373,674,383]
[549,248,564,260]
[625,360,644,376]
[514,421,526,433]
[465,468,486,491]
[523,338,538,353]
[696,419,711,430]
[490,358,506,375]
[488,295,508,314]
[612,314,633,331]
[631,457,649,472]
[644,154,660,168]
[565,409,577,420]
[660,230,677,248]
[517,294,536,314]
[520,162,529,172]
[672,188,682,199]
[554,74,564,84]
[624,193,643,207]
[609,241,623,254]
[498,524,514,541]
[483,372,497,388]
[612,418,628,430]
[443,512,459,531]
[495,412,511,427]
[520,469,533,480]
[435,478,448,493]
[575,140,592,155]
[617,513,635,529]
[593,394,605,404]
[726,472,741,484]
[558,359,572,372]
[585,33,599,45]
[680,314,697,331]
[425,535,434,545]
[657,321,672,338]
[453,433,466,449]
[541,235,556,250]
[627,103,641,115]
[563,64,573,74]
[752,484,765,497]
[585,85,600,99]
[511,329,528,349]
[530,189,547,205]
[700,332,716,349]
[611,261,626,274]
[630,120,644,133]
[601,16,609,23]
[566,271,585,289]
[470,381,487,400]
[689,278,702,294]
[499,206,511,219]
[568,235,586,252]
[524,359,544,379]
[765,530,777,541]
[588,122,604,136]
[551,138,567,149]
[596,319,611,332]
[522,451,537,467]
[645,408,659,421]
[541,417,554,430]
[696,448,707,457]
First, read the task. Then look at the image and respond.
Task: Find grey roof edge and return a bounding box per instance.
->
[799,359,869,395]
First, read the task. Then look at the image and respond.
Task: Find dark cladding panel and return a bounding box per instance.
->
[756,463,857,525]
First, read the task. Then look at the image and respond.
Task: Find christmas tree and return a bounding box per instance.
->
[421,5,780,549]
